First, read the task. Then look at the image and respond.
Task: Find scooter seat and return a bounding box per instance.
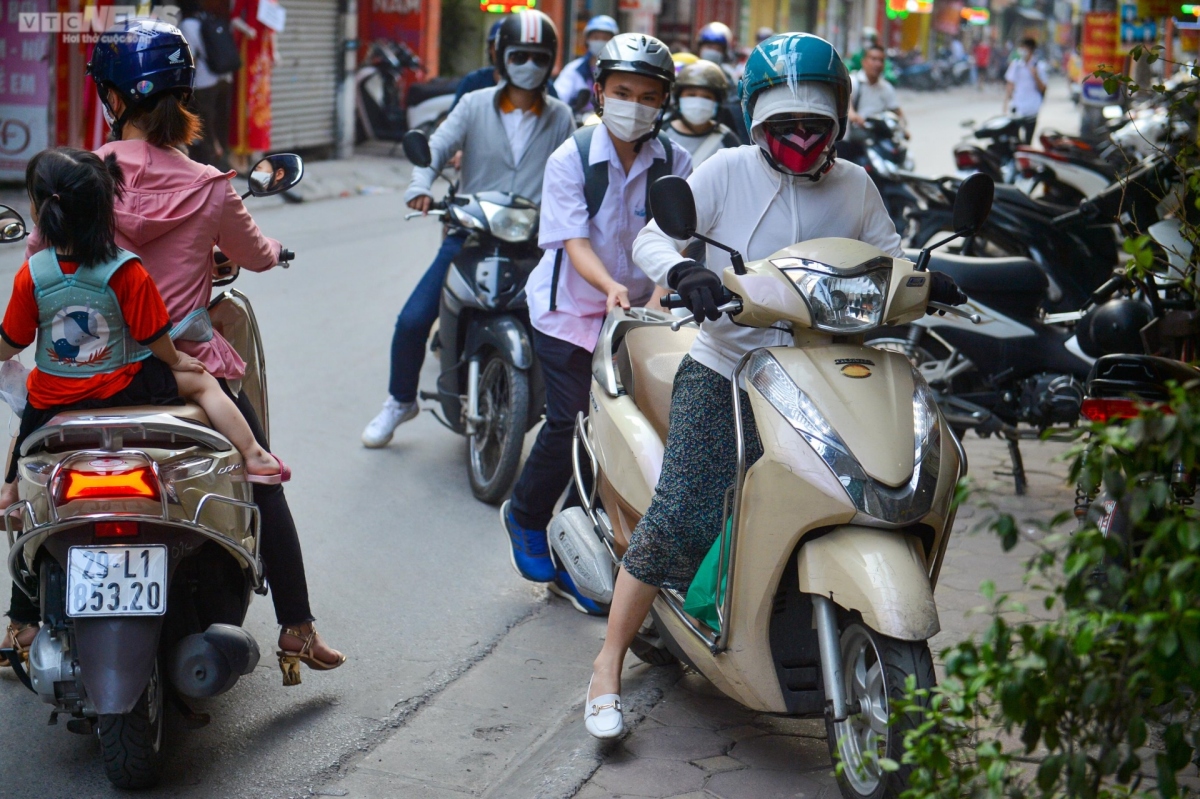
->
[405,77,460,107]
[916,250,1048,320]
[616,325,698,442]
[993,183,1076,217]
[48,403,212,428]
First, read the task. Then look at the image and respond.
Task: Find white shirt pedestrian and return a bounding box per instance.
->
[1005,55,1048,117]
[554,56,595,111]
[851,70,900,120]
[526,124,692,351]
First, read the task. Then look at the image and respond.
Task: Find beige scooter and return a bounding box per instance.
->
[0,155,303,791]
[548,174,994,799]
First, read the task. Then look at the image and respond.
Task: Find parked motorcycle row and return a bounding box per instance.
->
[860,73,1196,494]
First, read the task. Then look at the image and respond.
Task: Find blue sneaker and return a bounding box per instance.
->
[500,500,555,583]
[549,566,610,617]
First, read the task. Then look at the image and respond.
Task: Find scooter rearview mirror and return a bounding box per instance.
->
[0,206,27,242]
[246,153,304,198]
[649,176,696,241]
[952,172,994,236]
[402,130,433,169]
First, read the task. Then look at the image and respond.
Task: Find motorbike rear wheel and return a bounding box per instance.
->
[99,659,165,790]
[467,354,530,504]
[826,621,936,799]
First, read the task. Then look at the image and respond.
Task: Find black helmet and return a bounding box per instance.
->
[495,10,559,88]
[1078,299,1151,357]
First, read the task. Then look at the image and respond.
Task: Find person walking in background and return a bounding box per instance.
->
[553,15,619,115]
[180,0,239,170]
[1004,37,1047,143]
[972,37,991,87]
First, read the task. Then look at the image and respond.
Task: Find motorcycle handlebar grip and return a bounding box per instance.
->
[660,292,684,309]
[1089,275,1126,305]
[279,249,295,262]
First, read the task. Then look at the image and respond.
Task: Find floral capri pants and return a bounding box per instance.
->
[622,356,763,591]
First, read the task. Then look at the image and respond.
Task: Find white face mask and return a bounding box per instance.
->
[102,103,116,128]
[699,47,724,64]
[600,96,660,142]
[587,38,608,58]
[679,96,718,127]
[506,60,549,90]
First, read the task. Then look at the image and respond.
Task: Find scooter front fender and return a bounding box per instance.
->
[464,314,534,370]
[797,525,939,641]
[75,616,163,715]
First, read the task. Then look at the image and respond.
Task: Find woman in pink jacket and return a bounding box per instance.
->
[2,20,345,678]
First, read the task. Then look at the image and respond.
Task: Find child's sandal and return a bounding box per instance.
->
[276,625,346,686]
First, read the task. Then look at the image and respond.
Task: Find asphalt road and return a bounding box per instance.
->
[0,79,1084,799]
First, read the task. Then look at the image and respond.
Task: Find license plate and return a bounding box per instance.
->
[66,546,167,618]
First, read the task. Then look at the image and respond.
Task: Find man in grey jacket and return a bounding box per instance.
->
[362,9,574,448]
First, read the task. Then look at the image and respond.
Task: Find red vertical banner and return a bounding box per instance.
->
[1080,11,1121,105]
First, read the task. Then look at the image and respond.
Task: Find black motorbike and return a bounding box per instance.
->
[952,115,1030,183]
[356,40,459,146]
[904,156,1175,313]
[402,131,545,503]
[836,112,918,235]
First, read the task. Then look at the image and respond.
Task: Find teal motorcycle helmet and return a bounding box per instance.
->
[738,33,851,141]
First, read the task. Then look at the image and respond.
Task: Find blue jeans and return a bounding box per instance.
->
[389,233,466,403]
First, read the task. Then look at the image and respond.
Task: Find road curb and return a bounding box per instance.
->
[481,664,683,799]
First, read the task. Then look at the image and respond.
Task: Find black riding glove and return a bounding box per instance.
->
[927,271,968,315]
[668,260,723,323]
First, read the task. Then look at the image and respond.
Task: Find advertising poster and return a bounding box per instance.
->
[1080,10,1121,105]
[1,0,51,180]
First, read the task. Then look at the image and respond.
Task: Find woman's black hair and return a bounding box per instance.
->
[25,147,125,267]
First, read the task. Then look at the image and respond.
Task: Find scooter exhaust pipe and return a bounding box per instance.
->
[169,624,260,699]
[813,594,850,722]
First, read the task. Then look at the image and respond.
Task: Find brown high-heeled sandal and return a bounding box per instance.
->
[0,622,36,668]
[276,625,346,686]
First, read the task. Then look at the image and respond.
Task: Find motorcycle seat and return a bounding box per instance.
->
[993,183,1075,217]
[48,403,212,427]
[406,77,460,107]
[615,325,698,442]
[915,250,1048,319]
[1087,354,1200,401]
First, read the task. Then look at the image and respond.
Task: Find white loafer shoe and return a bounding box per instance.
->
[584,675,624,739]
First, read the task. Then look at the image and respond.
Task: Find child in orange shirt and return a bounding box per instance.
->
[0,148,288,508]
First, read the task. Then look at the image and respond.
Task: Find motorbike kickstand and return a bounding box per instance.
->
[1003,436,1028,496]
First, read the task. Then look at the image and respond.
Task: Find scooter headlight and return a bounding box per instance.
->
[778,259,891,333]
[479,201,538,243]
[912,371,941,463]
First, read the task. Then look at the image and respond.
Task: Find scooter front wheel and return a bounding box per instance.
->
[467,355,530,504]
[826,621,935,799]
[98,659,165,789]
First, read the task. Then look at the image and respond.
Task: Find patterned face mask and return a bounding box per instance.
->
[759,115,836,176]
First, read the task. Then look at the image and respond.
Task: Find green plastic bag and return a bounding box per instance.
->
[682,519,732,633]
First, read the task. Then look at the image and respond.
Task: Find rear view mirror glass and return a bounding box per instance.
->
[0,205,27,242]
[953,173,994,235]
[248,154,304,197]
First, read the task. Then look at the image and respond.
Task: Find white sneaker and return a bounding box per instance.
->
[361,397,419,448]
[583,675,624,739]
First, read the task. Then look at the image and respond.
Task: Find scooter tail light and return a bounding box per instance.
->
[95,521,140,538]
[55,466,160,504]
[1080,398,1139,423]
[1016,154,1035,177]
[954,149,981,170]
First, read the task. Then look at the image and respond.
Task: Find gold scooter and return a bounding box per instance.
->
[0,154,303,791]
[548,174,993,799]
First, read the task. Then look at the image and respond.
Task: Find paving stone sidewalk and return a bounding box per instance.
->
[571,434,1079,799]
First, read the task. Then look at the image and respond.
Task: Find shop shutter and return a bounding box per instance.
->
[271,0,339,150]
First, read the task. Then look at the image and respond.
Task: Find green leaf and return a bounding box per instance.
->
[877,757,901,772]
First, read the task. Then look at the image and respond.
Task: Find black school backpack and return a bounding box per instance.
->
[198,13,242,75]
[548,125,675,311]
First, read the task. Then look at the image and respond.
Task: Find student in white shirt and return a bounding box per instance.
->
[1004,38,1048,143]
[501,34,692,618]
